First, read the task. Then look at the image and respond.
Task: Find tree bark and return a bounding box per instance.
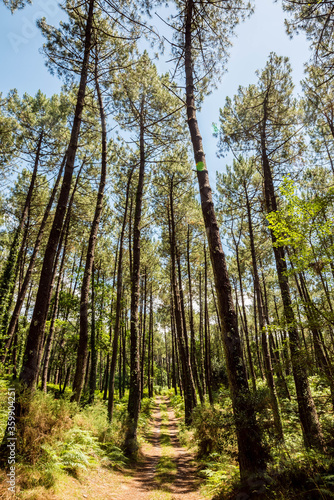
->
[244,182,284,440]
[187,225,203,403]
[140,269,147,398]
[170,292,177,395]
[198,271,206,395]
[88,264,97,403]
[168,176,197,424]
[148,286,154,398]
[232,226,257,392]
[41,161,82,392]
[292,258,334,410]
[0,130,43,341]
[204,245,213,404]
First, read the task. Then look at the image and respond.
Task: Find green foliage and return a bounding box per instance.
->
[267,176,334,273]
[169,394,184,419]
[0,93,20,168]
[18,427,102,487]
[36,428,101,479]
[170,0,254,97]
[0,378,11,438]
[218,53,304,170]
[3,0,31,12]
[156,454,175,480]
[282,0,334,72]
[264,449,334,500]
[201,457,239,498]
[140,396,154,418]
[191,404,237,459]
[137,398,155,445]
[17,390,74,464]
[2,1,334,498]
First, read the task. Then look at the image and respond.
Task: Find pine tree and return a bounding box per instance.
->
[20,0,96,392]
[165,0,268,478]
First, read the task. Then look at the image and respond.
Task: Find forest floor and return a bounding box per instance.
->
[11,396,206,500]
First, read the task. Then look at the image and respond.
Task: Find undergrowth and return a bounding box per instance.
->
[168,377,334,499]
[0,380,154,498]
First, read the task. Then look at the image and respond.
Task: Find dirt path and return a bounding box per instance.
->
[120,395,205,499]
[164,401,204,499]
[119,396,164,499]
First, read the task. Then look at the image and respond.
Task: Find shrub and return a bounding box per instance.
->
[18,390,74,464]
[265,451,334,500]
[169,394,184,418]
[161,387,174,398]
[191,404,236,459]
[57,428,101,476]
[2,387,128,493]
[140,397,154,418]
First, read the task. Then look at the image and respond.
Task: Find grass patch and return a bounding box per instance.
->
[149,490,174,500]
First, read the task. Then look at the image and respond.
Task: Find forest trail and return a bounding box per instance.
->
[162,398,205,500]
[105,395,206,500]
[20,396,206,500]
[126,395,205,500]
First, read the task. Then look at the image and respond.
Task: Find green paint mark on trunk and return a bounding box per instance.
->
[196,161,205,171]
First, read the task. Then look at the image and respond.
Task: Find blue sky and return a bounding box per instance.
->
[0,0,311,184]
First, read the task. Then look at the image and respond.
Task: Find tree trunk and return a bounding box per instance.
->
[233,229,257,392]
[184,0,267,477]
[140,269,147,398]
[71,47,107,403]
[108,169,133,421]
[204,245,213,404]
[244,182,284,441]
[103,237,119,400]
[168,176,197,424]
[199,271,206,395]
[292,259,334,410]
[124,101,146,455]
[187,225,203,403]
[20,0,95,392]
[88,263,97,403]
[41,161,82,392]
[148,287,153,397]
[40,238,66,392]
[170,293,177,395]
[253,286,264,380]
[176,249,197,403]
[0,130,43,341]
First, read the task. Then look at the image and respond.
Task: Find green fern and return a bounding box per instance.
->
[60,445,92,471]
